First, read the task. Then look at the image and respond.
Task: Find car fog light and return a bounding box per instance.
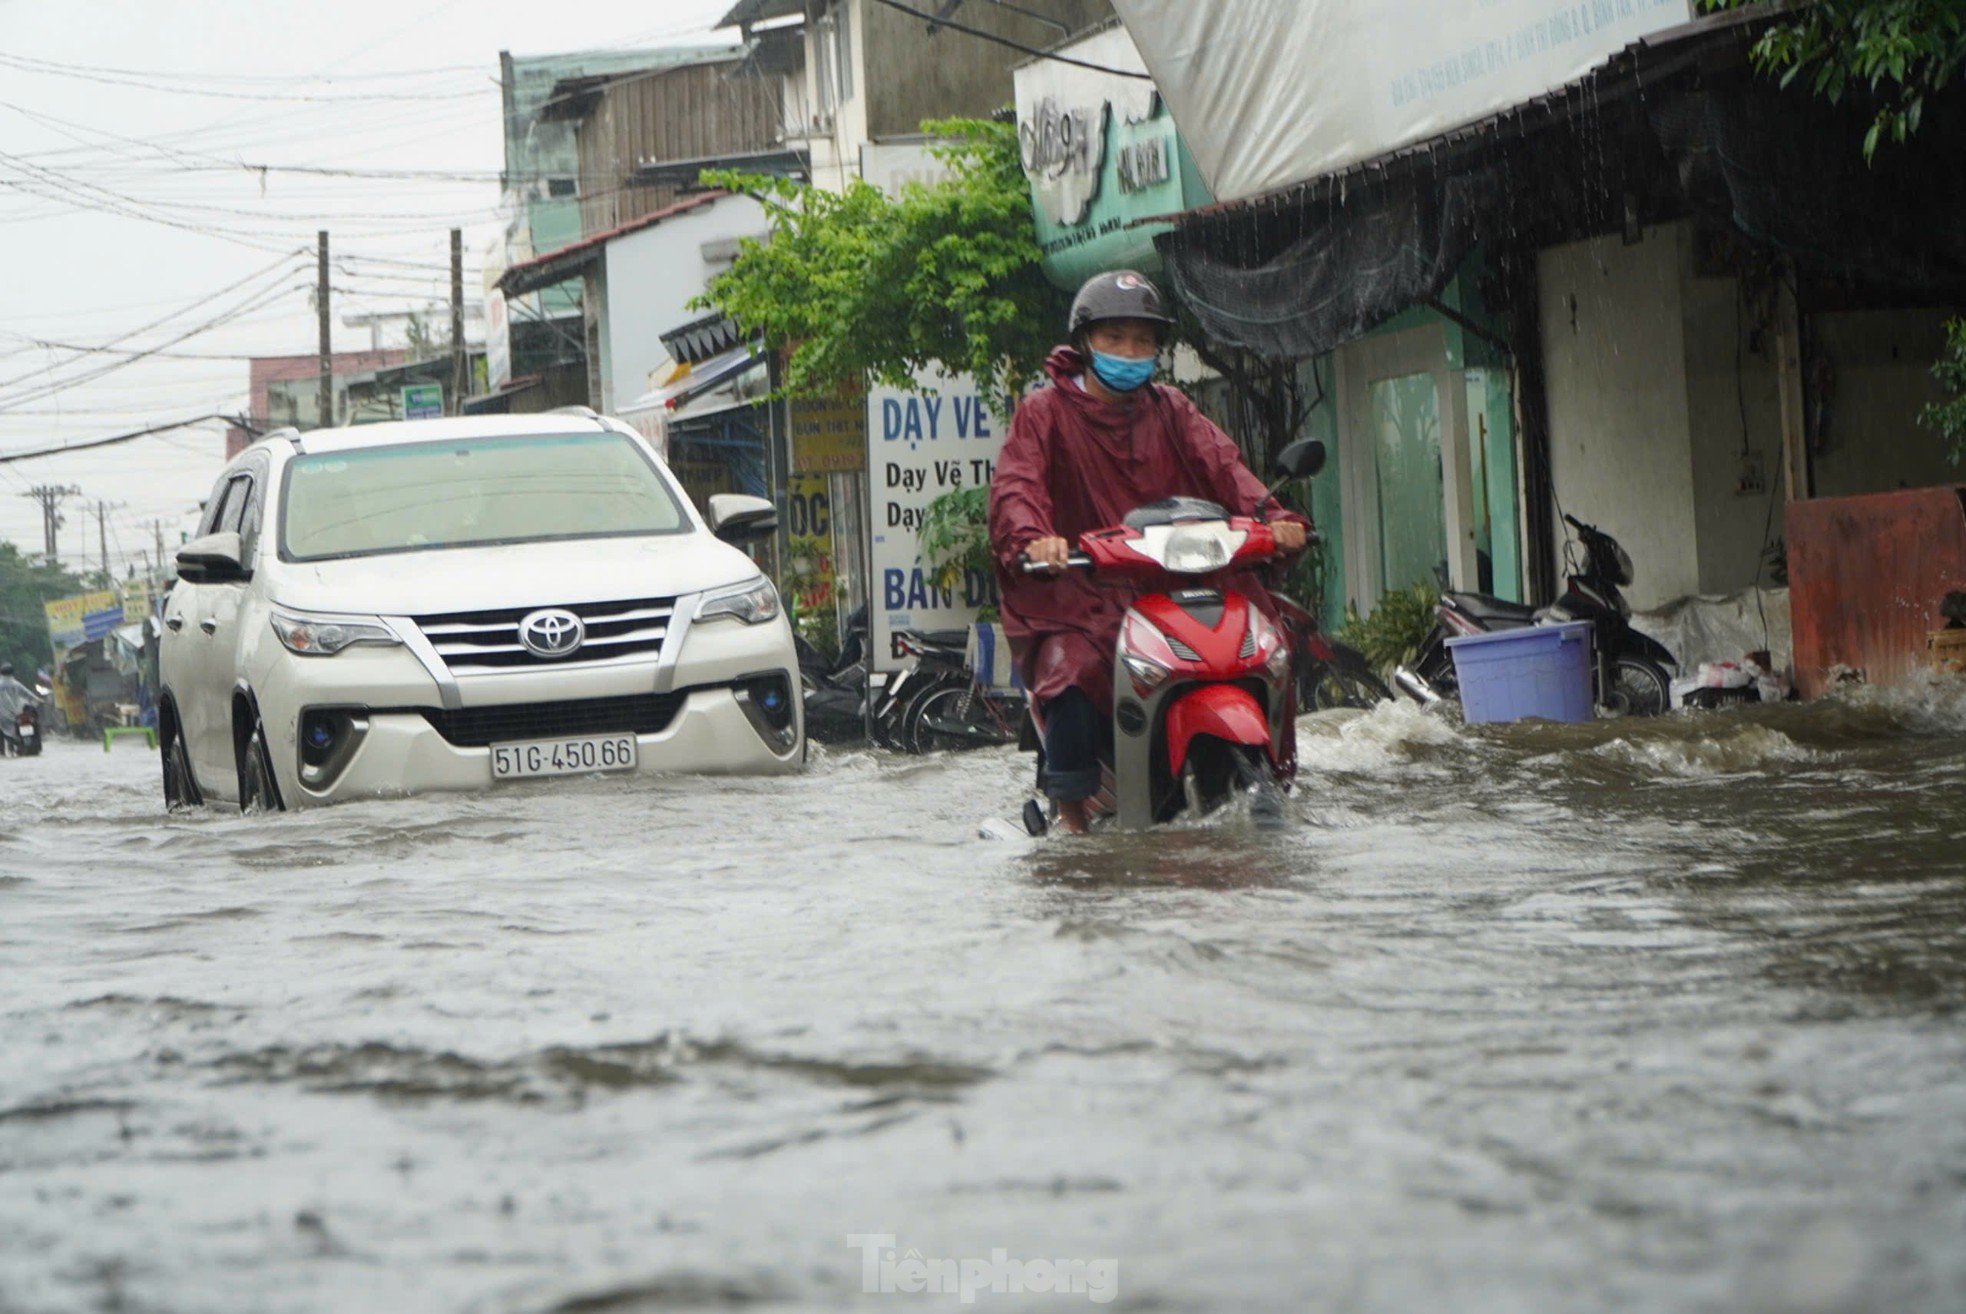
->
[297,707,369,788]
[744,673,796,731]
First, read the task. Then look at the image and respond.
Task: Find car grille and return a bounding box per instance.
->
[409,596,677,674]
[416,690,688,748]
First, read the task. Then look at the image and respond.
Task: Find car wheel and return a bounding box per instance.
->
[235,705,284,813]
[161,704,202,810]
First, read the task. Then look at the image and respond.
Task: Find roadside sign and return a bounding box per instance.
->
[865,367,1006,673]
[791,388,867,473]
[401,383,444,419]
[44,590,125,650]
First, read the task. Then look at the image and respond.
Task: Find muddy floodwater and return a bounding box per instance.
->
[3,686,1965,1313]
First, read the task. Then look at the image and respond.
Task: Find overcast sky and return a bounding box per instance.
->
[0,0,739,576]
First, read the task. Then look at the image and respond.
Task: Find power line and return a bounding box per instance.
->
[0,282,303,413]
[0,50,494,103]
[861,0,1153,78]
[0,48,486,85]
[0,414,237,466]
[0,252,303,389]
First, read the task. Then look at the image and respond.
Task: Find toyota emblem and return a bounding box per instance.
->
[518,607,585,659]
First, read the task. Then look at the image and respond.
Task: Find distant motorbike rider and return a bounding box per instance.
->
[0,662,36,748]
[987,270,1309,833]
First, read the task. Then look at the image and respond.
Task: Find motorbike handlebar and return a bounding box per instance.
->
[1020,554,1093,575]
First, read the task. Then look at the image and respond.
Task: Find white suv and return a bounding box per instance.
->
[158,412,803,811]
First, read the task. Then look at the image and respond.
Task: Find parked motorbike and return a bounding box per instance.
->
[1394,512,1675,716]
[1018,438,1327,834]
[1273,590,1391,712]
[888,627,1027,754]
[797,605,877,745]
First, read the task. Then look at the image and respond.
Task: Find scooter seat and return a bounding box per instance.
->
[1443,592,1539,625]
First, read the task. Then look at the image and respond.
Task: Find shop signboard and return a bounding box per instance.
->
[44,590,124,650]
[865,367,1006,673]
[401,383,444,419]
[1013,23,1206,289]
[791,389,867,473]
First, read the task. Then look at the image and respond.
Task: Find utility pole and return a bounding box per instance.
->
[449,227,466,416]
[21,484,79,565]
[317,230,333,430]
[93,500,123,583]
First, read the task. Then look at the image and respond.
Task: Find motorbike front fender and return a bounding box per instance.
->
[1163,683,1271,776]
[1623,630,1677,669]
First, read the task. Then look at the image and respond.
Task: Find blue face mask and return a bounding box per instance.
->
[1089,349,1156,393]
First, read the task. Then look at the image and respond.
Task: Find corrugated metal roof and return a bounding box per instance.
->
[497,192,729,297]
[719,0,805,31]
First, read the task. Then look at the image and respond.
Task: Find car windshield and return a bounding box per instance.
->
[280,431,688,561]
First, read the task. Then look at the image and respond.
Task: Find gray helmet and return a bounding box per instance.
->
[1068,270,1174,341]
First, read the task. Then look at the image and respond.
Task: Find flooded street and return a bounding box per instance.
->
[4,689,1966,1313]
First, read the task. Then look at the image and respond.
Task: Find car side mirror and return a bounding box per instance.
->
[1273,439,1327,481]
[706,493,778,544]
[175,531,250,584]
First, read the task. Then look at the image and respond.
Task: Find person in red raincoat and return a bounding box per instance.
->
[988,270,1310,833]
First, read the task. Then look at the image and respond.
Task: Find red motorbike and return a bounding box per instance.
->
[1021,440,1326,834]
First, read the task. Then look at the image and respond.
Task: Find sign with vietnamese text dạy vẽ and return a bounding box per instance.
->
[866,367,1006,674]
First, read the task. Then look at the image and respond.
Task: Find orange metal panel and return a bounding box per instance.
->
[1787,485,1966,696]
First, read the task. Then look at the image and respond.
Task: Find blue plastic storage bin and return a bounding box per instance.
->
[1445,621,1593,724]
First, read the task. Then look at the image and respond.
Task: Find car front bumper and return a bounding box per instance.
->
[247,613,803,808]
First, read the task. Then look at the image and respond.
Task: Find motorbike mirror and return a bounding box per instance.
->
[1272,439,1326,481]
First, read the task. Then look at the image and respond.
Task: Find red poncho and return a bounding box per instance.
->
[988,346,1309,708]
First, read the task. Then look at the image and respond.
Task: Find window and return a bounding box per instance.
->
[834,4,853,104]
[280,432,690,561]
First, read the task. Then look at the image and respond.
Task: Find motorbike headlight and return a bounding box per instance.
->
[1163,524,1234,573]
[698,576,781,625]
[269,608,402,656]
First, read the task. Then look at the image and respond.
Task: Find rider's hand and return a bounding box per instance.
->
[1270,520,1309,553]
[1023,535,1070,572]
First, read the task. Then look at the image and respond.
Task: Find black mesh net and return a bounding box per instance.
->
[1155,25,1966,361]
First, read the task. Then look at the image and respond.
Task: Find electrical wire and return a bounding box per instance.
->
[0,414,236,465]
[861,0,1152,77]
[0,50,494,103]
[0,278,304,412]
[0,253,304,389]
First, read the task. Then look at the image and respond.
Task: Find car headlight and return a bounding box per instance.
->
[697,576,781,625]
[269,608,402,656]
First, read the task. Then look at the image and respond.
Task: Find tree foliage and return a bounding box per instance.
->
[1701,0,1966,157]
[0,542,85,674]
[695,118,1066,414]
[1921,315,1966,464]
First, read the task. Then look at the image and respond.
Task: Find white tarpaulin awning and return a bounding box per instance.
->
[1112,0,1694,203]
